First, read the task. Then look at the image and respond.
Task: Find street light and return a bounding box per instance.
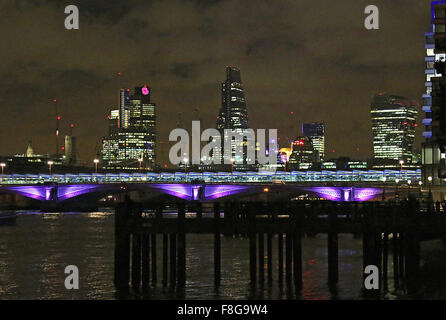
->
[399,160,404,170]
[138,157,143,172]
[48,161,54,176]
[93,159,99,174]
[407,180,412,199]
[230,158,235,173]
[183,158,188,173]
[419,181,423,198]
[0,163,5,181]
[428,176,433,200]
[395,179,400,198]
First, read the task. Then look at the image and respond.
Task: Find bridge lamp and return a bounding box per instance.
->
[93,159,99,173]
[0,163,5,180]
[428,176,433,197]
[47,161,54,176]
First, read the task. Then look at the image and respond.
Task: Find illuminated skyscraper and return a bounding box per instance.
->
[288,137,319,170]
[370,94,418,163]
[102,86,156,170]
[302,122,325,161]
[217,66,249,130]
[119,89,130,129]
[214,66,253,169]
[422,1,446,185]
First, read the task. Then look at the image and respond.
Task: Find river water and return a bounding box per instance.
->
[0,210,443,300]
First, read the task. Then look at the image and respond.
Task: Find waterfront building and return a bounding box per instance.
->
[422,1,446,186]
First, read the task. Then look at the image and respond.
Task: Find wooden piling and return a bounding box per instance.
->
[392,232,399,289]
[382,232,388,291]
[162,233,168,287]
[177,203,186,287]
[278,233,283,284]
[399,233,405,287]
[131,232,142,292]
[151,233,157,285]
[114,203,131,292]
[327,209,338,286]
[293,232,302,291]
[214,202,221,286]
[267,232,273,284]
[285,233,292,285]
[169,233,177,287]
[258,232,264,285]
[248,204,257,286]
[141,233,150,290]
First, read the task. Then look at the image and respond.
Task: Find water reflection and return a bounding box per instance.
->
[0,210,420,300]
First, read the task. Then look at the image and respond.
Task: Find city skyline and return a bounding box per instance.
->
[0,1,432,165]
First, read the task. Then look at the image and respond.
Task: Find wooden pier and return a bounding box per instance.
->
[114,199,446,297]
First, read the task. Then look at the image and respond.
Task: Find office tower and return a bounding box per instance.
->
[422,1,446,185]
[214,66,252,169]
[302,122,325,161]
[119,89,130,129]
[109,109,119,134]
[287,137,319,170]
[102,86,156,170]
[370,94,418,163]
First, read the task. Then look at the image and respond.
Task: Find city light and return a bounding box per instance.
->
[94,159,99,174]
[47,161,54,176]
[0,163,5,181]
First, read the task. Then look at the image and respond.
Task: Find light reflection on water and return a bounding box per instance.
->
[0,210,403,300]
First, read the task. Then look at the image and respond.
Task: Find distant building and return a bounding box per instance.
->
[370,93,418,164]
[288,137,319,170]
[26,141,34,157]
[64,136,77,165]
[211,66,254,170]
[102,86,156,170]
[302,122,325,161]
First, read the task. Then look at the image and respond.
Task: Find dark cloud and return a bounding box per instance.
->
[0,0,432,164]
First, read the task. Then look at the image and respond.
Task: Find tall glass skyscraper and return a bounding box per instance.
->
[370,94,418,163]
[214,66,253,168]
[302,122,325,161]
[102,86,156,170]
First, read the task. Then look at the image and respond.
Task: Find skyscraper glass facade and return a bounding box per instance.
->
[302,122,325,161]
[215,67,252,168]
[102,86,156,170]
[371,94,418,162]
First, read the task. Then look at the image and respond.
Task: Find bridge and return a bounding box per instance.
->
[0,169,422,203]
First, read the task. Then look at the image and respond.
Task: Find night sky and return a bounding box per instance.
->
[0,0,432,166]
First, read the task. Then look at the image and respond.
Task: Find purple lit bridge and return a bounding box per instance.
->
[0,183,398,203]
